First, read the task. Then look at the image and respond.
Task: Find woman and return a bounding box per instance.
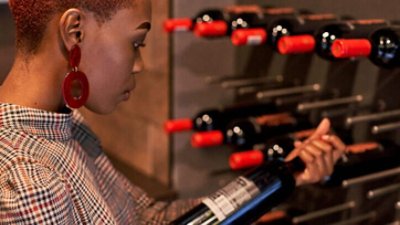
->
[0,0,345,224]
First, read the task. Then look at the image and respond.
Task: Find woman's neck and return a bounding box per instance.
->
[0,53,68,112]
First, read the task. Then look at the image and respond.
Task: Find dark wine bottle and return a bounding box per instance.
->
[164,102,278,133]
[230,7,296,45]
[170,157,305,225]
[194,6,295,38]
[231,13,337,49]
[324,140,400,186]
[191,112,312,149]
[331,25,400,68]
[278,19,388,57]
[268,13,337,50]
[218,140,399,225]
[163,8,226,33]
[229,140,380,172]
[229,129,315,170]
[164,5,264,33]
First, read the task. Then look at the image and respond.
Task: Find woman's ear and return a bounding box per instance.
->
[59,8,85,50]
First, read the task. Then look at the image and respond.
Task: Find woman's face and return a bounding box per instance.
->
[79,0,151,114]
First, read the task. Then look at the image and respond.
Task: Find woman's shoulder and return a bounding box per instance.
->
[71,110,104,159]
[0,126,39,166]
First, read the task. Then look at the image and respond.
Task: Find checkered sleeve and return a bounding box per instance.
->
[127,184,203,225]
[0,160,75,224]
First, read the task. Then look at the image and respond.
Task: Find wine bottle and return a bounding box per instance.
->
[331,25,400,68]
[231,13,337,49]
[191,112,312,149]
[195,6,295,38]
[164,5,266,33]
[229,129,316,170]
[164,8,226,33]
[170,157,305,225]
[324,140,400,186]
[278,19,388,57]
[230,7,296,45]
[164,101,278,133]
[217,141,398,225]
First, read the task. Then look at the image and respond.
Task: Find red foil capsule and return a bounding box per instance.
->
[191,131,224,148]
[163,18,193,33]
[278,35,316,54]
[164,119,193,133]
[229,150,264,170]
[331,39,372,58]
[194,21,228,37]
[231,28,267,46]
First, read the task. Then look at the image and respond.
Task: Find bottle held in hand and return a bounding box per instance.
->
[170,157,305,225]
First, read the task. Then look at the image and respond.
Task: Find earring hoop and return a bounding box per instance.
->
[62,44,89,109]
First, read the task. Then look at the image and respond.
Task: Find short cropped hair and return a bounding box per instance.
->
[9,0,134,54]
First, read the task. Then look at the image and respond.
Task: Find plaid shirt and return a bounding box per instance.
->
[0,103,199,225]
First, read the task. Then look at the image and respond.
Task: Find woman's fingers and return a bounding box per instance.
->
[295,138,342,185]
[310,139,333,153]
[308,118,331,140]
[304,143,332,175]
[322,135,346,152]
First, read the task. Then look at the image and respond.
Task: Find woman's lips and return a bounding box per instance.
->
[122,90,131,101]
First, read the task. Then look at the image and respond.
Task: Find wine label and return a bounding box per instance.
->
[246,35,264,45]
[264,7,295,15]
[346,142,381,153]
[348,19,386,25]
[301,13,337,21]
[174,26,190,32]
[225,5,262,14]
[255,112,296,126]
[202,176,260,221]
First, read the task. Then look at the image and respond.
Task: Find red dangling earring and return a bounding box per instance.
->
[62,44,89,109]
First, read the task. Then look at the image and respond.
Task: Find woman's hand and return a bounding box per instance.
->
[285,118,347,186]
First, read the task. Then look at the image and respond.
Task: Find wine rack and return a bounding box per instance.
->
[170,0,400,224]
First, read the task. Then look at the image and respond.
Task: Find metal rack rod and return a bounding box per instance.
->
[221,76,283,89]
[256,83,320,99]
[327,211,376,225]
[297,95,363,112]
[372,121,400,134]
[346,109,400,127]
[342,166,400,187]
[292,201,356,224]
[367,182,400,199]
